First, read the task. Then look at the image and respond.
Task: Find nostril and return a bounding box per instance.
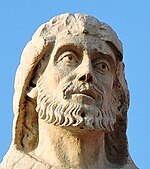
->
[87,75,93,83]
[78,75,86,81]
[78,73,93,82]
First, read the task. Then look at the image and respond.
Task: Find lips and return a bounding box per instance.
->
[78,89,97,100]
[71,89,97,105]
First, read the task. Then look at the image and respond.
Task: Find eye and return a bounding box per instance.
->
[94,61,109,74]
[56,51,79,65]
[66,55,73,61]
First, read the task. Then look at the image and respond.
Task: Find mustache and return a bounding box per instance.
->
[62,81,103,100]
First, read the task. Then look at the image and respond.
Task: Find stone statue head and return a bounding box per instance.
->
[13,13,129,166]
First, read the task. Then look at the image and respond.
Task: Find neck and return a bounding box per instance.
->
[31,119,109,169]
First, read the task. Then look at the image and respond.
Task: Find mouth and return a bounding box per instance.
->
[79,89,97,100]
[71,89,97,105]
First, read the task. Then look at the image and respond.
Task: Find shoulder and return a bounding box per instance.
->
[0,146,51,169]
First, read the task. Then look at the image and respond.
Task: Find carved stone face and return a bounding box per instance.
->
[36,34,117,131]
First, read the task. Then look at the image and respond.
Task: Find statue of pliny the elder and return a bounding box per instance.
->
[0,13,138,169]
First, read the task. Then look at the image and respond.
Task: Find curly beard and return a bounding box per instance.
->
[36,77,116,132]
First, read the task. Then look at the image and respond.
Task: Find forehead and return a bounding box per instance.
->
[51,34,116,61]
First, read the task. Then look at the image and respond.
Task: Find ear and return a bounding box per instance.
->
[27,87,38,99]
[116,61,130,110]
[116,62,125,85]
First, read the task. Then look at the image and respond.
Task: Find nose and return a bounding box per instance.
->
[77,56,94,83]
[78,72,93,83]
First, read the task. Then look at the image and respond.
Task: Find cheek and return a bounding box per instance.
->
[42,67,61,90]
[54,64,69,78]
[55,64,77,82]
[95,73,114,95]
[104,76,114,91]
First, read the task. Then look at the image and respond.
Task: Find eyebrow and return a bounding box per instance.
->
[54,43,117,66]
[84,48,116,65]
[106,41,123,61]
[53,44,83,60]
[56,44,83,53]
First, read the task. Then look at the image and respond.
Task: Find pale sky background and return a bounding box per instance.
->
[0,1,150,168]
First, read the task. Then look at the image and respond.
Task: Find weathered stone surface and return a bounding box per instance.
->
[0,13,138,169]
